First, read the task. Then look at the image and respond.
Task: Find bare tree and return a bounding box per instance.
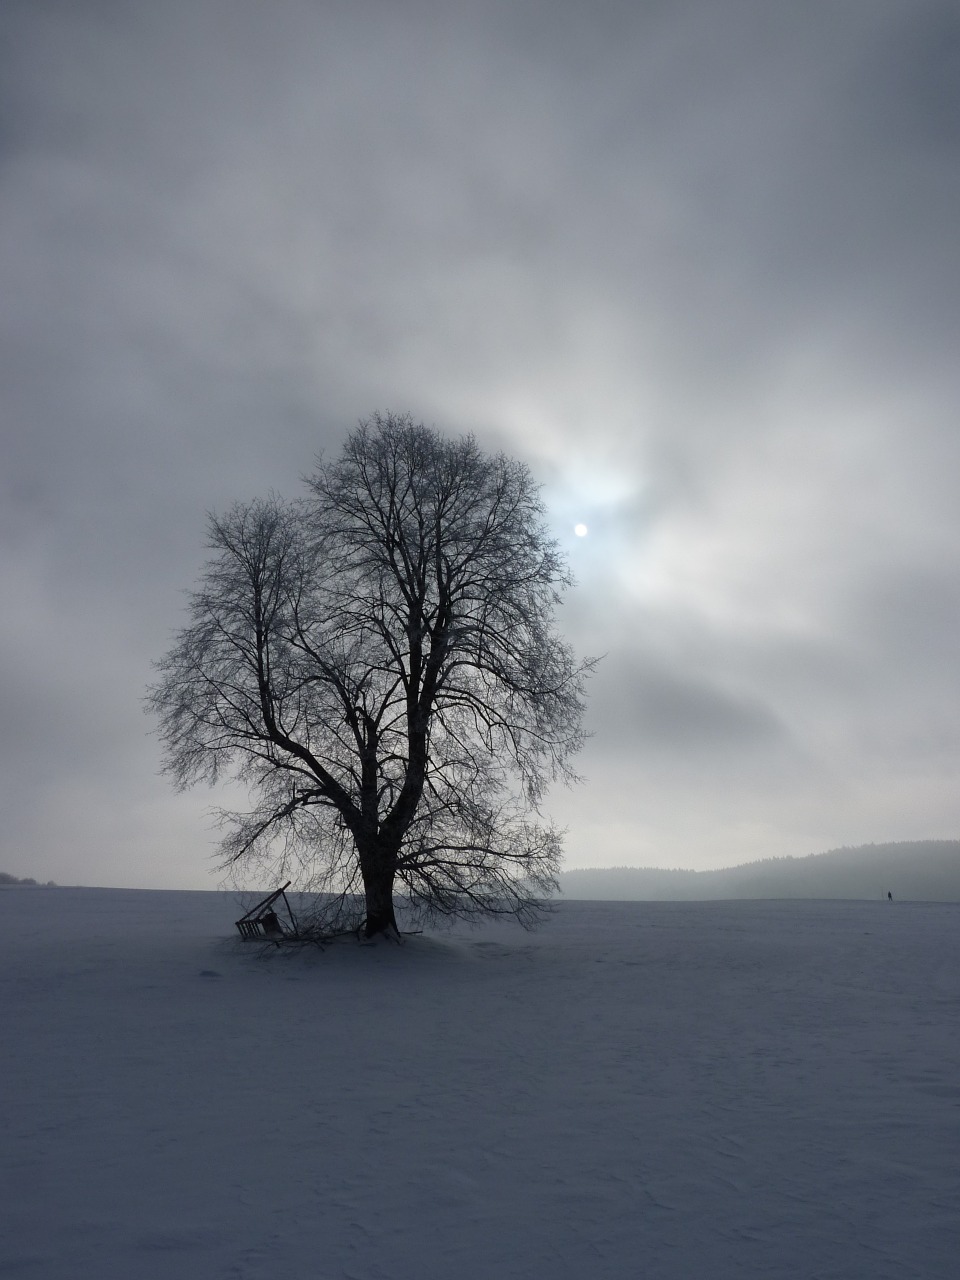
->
[148,414,594,938]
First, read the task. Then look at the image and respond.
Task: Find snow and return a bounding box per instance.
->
[3,889,959,1279]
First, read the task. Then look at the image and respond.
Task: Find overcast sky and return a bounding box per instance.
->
[2,0,959,888]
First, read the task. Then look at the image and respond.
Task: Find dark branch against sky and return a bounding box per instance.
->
[2,0,959,886]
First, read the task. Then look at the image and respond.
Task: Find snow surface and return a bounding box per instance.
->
[2,889,959,1279]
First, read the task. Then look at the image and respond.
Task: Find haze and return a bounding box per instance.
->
[2,1,959,888]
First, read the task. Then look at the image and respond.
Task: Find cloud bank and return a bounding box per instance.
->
[2,0,959,884]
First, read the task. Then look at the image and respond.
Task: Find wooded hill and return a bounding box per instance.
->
[559,841,960,902]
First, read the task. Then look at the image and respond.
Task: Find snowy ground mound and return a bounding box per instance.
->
[3,889,958,1279]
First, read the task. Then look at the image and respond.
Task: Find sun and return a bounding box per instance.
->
[574,523,589,537]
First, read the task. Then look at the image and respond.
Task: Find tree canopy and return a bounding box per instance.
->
[148,413,593,937]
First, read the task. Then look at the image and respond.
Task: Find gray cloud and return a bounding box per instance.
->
[2,0,959,884]
[587,657,785,755]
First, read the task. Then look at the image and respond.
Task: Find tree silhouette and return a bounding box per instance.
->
[148,413,593,938]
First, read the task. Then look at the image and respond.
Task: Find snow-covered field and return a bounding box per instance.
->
[2,889,958,1279]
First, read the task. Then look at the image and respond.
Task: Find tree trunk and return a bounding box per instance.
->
[361,853,399,939]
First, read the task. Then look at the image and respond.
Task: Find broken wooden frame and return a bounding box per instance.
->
[234,882,299,940]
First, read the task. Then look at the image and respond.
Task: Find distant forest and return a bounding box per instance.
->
[559,841,960,902]
[6,842,959,900]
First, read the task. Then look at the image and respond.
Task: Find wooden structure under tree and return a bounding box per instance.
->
[235,882,298,939]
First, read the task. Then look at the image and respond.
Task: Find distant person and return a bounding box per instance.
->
[887,891,893,901]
